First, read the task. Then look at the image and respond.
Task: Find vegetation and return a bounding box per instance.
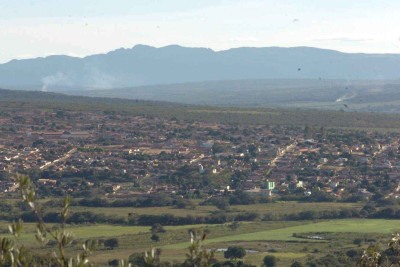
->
[4,91,400,266]
[224,247,246,261]
[3,88,400,129]
[0,175,96,266]
[262,255,277,267]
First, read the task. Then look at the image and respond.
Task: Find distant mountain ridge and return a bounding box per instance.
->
[1,45,400,91]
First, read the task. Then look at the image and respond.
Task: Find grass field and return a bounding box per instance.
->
[0,223,217,242]
[228,202,361,216]
[8,219,396,247]
[164,219,400,249]
[68,205,215,217]
[1,218,398,266]
[53,202,362,219]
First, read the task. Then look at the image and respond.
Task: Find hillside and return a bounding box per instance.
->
[1,45,400,91]
[2,88,400,130]
[65,79,400,113]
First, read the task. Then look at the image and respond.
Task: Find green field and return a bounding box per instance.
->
[2,215,399,266]
[164,219,400,249]
[4,218,394,246]
[50,202,362,220]
[0,223,215,242]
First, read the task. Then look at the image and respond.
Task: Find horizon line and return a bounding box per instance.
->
[4,44,400,64]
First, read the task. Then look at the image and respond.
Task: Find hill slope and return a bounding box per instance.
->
[1,45,400,90]
[64,79,400,113]
[2,88,400,130]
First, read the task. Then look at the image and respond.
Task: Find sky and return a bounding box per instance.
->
[1,0,400,63]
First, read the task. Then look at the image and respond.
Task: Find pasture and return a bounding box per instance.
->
[52,201,362,220]
[1,218,398,266]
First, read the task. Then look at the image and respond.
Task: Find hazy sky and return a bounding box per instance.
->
[1,0,400,63]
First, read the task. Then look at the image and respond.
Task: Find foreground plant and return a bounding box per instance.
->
[359,233,400,267]
[0,175,96,267]
[1,175,217,267]
[185,230,215,267]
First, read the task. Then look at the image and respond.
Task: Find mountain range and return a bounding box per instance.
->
[1,45,400,91]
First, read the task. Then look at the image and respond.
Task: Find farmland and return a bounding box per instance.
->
[1,218,397,266]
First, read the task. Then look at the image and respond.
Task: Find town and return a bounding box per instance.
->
[1,108,400,203]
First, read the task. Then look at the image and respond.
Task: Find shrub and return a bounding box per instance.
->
[104,238,119,249]
[224,246,246,261]
[263,255,277,267]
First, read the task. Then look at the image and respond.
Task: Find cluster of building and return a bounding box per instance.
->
[1,109,400,200]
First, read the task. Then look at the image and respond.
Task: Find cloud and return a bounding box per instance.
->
[229,37,259,42]
[14,54,35,60]
[312,37,374,43]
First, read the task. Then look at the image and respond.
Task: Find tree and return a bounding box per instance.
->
[128,253,145,266]
[320,126,327,139]
[228,221,240,231]
[151,233,160,242]
[304,125,313,139]
[104,238,119,249]
[290,261,303,267]
[215,198,231,211]
[263,255,277,267]
[212,142,225,154]
[108,259,119,267]
[224,246,246,261]
[151,223,166,233]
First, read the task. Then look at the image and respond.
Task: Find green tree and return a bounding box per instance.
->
[215,198,231,211]
[104,238,119,249]
[263,255,277,267]
[151,234,160,242]
[212,142,225,154]
[128,253,145,266]
[290,260,303,267]
[228,221,240,231]
[224,246,246,261]
[304,125,314,139]
[151,223,166,233]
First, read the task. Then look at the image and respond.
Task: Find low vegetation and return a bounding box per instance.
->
[2,91,400,266]
[1,175,400,266]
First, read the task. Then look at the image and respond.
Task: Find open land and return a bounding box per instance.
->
[1,90,400,265]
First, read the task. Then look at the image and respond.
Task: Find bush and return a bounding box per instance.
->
[151,223,166,233]
[290,261,303,267]
[353,238,363,246]
[151,233,160,242]
[104,238,119,249]
[263,255,277,267]
[215,199,231,211]
[346,249,359,258]
[224,246,246,260]
[108,259,119,267]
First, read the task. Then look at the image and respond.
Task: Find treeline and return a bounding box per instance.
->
[127,212,258,226]
[267,208,361,221]
[4,207,359,226]
[76,195,190,208]
[14,205,400,226]
[3,197,400,226]
[13,210,258,226]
